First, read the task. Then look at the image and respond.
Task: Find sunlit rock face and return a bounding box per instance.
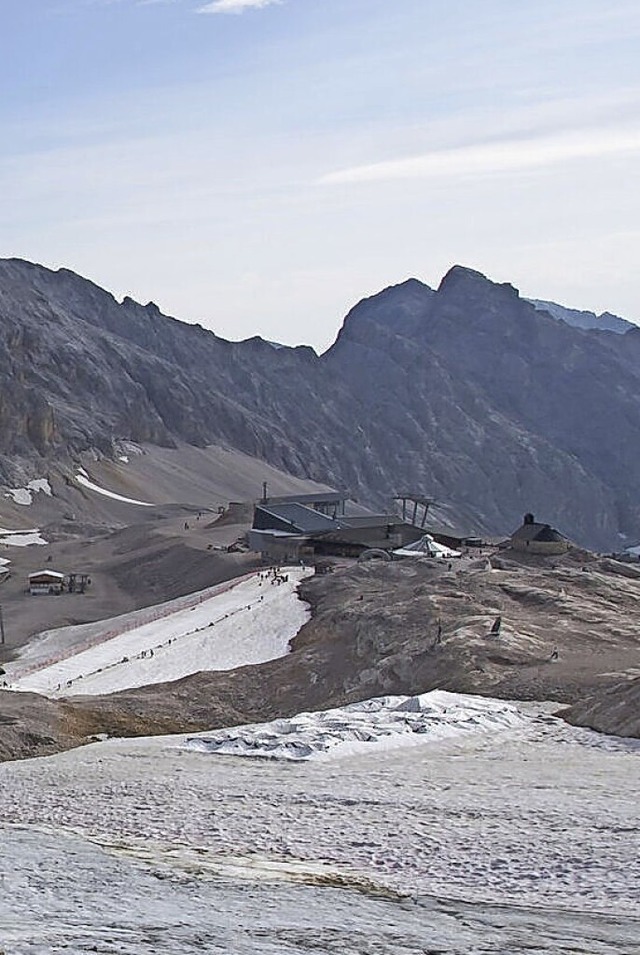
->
[323,265,640,548]
[2,256,640,549]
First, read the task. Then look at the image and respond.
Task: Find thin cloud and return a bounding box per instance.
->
[319,127,640,185]
[198,0,281,14]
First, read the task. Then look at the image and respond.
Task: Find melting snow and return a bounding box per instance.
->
[6,488,32,506]
[0,528,47,546]
[0,697,637,949]
[185,691,528,761]
[76,472,154,507]
[4,478,52,506]
[9,567,311,697]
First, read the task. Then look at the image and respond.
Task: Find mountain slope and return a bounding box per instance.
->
[323,267,640,546]
[529,298,633,334]
[1,257,639,549]
[0,258,356,488]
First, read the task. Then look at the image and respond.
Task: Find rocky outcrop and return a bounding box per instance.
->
[1,257,640,549]
[560,678,640,738]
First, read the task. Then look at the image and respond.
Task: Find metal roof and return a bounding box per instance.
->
[256,503,341,534]
[339,514,399,528]
[264,492,347,506]
[511,522,566,543]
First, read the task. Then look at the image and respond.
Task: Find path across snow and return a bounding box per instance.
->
[9,567,311,697]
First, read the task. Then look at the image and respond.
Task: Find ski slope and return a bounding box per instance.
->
[9,567,311,697]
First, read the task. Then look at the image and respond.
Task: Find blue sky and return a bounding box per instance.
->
[2,0,640,349]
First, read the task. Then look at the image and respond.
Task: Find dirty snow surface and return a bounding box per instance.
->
[0,694,638,954]
[185,690,528,760]
[8,568,311,697]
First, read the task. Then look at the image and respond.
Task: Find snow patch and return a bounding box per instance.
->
[5,488,32,506]
[29,478,52,496]
[5,478,52,506]
[75,472,154,507]
[184,691,528,761]
[0,528,47,547]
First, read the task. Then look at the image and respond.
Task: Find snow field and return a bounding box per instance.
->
[10,567,311,697]
[0,696,637,947]
[5,575,262,679]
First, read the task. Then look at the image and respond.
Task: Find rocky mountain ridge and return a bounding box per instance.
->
[528,298,632,334]
[1,257,639,549]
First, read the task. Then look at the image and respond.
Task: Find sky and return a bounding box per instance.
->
[2,0,640,351]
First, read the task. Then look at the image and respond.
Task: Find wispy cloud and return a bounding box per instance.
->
[319,127,640,185]
[198,0,281,14]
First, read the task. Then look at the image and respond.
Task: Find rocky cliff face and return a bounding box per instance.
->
[0,258,356,487]
[324,267,640,547]
[0,257,638,549]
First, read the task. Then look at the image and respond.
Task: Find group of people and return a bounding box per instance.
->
[257,568,290,586]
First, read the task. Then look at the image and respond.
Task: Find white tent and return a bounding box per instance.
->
[393,534,462,560]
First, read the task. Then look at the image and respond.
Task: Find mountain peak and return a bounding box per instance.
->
[439,264,488,288]
[325,277,435,355]
[438,265,519,301]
